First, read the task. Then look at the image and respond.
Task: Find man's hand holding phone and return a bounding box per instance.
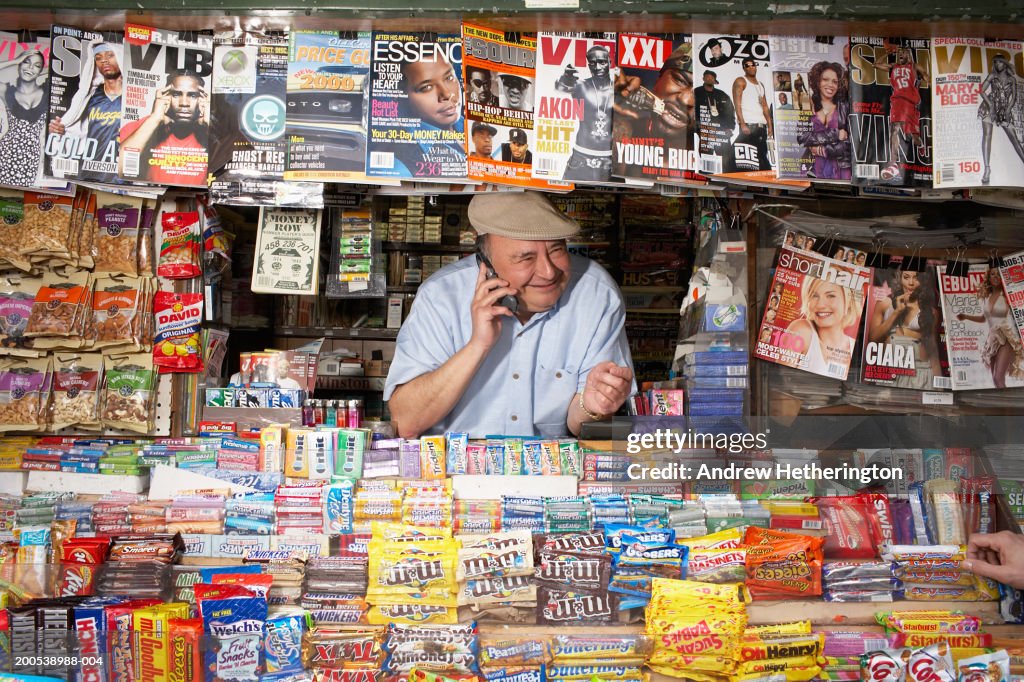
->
[470,262,519,352]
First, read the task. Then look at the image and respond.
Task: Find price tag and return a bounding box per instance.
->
[922,392,954,406]
[349,281,369,292]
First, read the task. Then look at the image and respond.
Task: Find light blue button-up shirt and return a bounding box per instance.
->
[384,254,636,438]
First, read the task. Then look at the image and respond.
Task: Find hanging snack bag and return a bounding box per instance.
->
[25,271,92,344]
[0,356,52,432]
[51,353,103,431]
[92,192,143,276]
[88,275,145,350]
[0,275,40,355]
[158,211,202,279]
[0,189,30,271]
[101,353,156,433]
[153,291,204,373]
[137,199,157,275]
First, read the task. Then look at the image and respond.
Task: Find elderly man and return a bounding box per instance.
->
[385,192,635,438]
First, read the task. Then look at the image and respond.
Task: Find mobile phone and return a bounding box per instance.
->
[476,250,519,314]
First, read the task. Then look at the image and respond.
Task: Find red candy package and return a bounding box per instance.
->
[153,291,204,373]
[814,496,876,559]
[859,491,896,549]
[157,211,201,279]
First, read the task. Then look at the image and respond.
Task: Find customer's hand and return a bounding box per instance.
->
[582,362,633,417]
[964,531,1024,588]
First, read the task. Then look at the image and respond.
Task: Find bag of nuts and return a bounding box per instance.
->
[157,211,201,279]
[92,191,142,277]
[0,190,32,272]
[101,353,156,433]
[137,199,157,276]
[0,355,53,432]
[79,190,98,271]
[50,353,103,431]
[87,275,145,351]
[21,192,75,264]
[0,275,41,356]
[25,271,93,346]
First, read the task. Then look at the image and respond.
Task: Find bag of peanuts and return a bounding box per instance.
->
[153,291,204,373]
[87,275,147,351]
[25,271,93,348]
[101,353,156,433]
[0,355,53,433]
[21,192,75,263]
[50,353,103,431]
[0,275,41,356]
[0,190,32,272]
[79,190,98,270]
[92,191,143,277]
[157,211,201,279]
[137,199,157,276]
[63,188,90,269]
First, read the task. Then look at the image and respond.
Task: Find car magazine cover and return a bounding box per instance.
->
[46,26,127,186]
[848,37,932,187]
[462,23,569,190]
[252,207,322,296]
[861,262,949,390]
[611,33,705,186]
[209,31,322,207]
[754,237,871,381]
[0,31,63,191]
[931,38,1024,189]
[365,32,467,182]
[532,32,618,185]
[998,250,1024,347]
[692,34,775,179]
[285,30,373,184]
[939,262,1024,390]
[769,35,852,182]
[119,24,213,187]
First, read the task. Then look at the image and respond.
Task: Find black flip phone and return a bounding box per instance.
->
[476,250,519,314]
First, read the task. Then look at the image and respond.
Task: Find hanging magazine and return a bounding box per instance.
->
[285,30,373,183]
[0,31,63,191]
[931,38,1024,189]
[209,30,322,207]
[939,262,1024,390]
[612,33,705,186]
[754,238,871,381]
[849,37,933,187]
[119,25,213,187]
[462,23,568,190]
[692,34,775,180]
[251,207,322,296]
[861,262,950,390]
[533,32,618,184]
[365,32,467,181]
[999,250,1024,347]
[769,35,852,182]
[46,26,127,186]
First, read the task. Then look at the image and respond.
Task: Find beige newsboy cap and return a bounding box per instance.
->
[468,191,580,240]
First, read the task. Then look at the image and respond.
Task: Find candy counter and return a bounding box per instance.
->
[0,426,1017,680]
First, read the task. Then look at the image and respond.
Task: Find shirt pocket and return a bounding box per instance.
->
[534,363,580,432]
